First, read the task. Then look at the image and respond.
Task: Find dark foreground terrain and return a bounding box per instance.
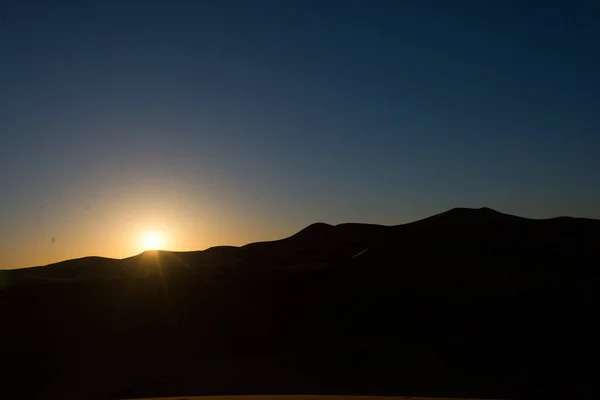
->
[1,208,599,399]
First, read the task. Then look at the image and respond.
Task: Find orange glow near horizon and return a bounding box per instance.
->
[0,180,348,269]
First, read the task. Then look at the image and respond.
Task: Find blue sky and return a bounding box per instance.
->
[1,0,599,268]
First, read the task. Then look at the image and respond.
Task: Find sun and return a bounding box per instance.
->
[141,232,164,251]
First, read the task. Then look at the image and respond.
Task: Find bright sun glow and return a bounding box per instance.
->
[142,232,164,251]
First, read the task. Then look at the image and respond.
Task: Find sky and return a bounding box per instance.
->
[1,0,599,268]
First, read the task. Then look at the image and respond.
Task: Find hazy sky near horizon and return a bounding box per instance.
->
[1,0,599,268]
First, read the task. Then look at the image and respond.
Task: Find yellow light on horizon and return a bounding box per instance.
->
[141,231,164,251]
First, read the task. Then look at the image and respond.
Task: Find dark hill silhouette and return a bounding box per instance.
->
[1,207,600,399]
[420,206,529,223]
[288,222,335,239]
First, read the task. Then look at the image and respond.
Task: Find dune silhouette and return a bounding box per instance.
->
[1,207,599,399]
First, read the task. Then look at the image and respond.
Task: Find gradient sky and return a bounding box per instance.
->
[1,0,599,268]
